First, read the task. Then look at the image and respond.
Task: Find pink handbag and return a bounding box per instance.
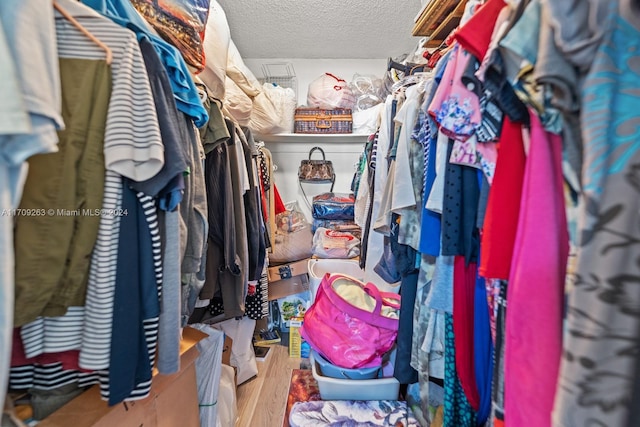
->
[300,273,401,369]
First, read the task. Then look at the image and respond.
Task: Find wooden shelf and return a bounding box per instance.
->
[255,133,370,143]
[413,0,467,47]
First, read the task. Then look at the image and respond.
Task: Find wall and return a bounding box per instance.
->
[244,58,384,218]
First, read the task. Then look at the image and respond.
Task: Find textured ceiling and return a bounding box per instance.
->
[217,0,423,59]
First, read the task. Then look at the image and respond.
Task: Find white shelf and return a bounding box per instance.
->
[256,133,370,143]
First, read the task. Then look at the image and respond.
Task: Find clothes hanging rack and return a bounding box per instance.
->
[53,0,113,65]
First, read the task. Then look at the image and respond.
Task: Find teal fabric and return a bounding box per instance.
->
[444,313,477,427]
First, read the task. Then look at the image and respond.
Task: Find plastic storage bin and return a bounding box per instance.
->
[311,349,380,380]
[310,353,400,401]
[307,258,364,302]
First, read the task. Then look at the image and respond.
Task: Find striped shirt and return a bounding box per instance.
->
[12,191,163,402]
[55,5,163,182]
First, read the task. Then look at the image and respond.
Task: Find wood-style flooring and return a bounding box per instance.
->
[235,345,301,427]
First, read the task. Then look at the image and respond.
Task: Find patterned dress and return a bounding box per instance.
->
[552,2,640,426]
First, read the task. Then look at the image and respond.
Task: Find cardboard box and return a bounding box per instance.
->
[267,258,310,282]
[39,327,207,427]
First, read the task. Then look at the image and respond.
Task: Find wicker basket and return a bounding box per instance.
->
[294,108,353,134]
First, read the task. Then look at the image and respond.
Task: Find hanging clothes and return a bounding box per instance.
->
[0,0,61,410]
[428,47,482,142]
[361,97,398,292]
[81,0,209,127]
[13,57,108,325]
[452,257,480,411]
[504,110,568,427]
[473,273,493,425]
[7,0,175,409]
[199,123,238,314]
[108,182,160,405]
[478,118,526,280]
[444,313,477,427]
[552,2,640,426]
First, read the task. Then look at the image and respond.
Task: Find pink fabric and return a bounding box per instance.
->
[450,137,480,168]
[504,111,569,427]
[300,274,400,369]
[428,47,482,141]
[476,141,497,184]
[453,256,480,411]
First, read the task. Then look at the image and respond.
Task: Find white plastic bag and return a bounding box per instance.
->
[307,73,356,110]
[352,103,383,135]
[249,91,284,134]
[223,78,252,126]
[216,364,238,427]
[311,227,360,259]
[262,83,297,133]
[209,317,258,385]
[190,324,225,427]
[225,40,283,134]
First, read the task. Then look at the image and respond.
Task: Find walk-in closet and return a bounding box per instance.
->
[1,0,639,426]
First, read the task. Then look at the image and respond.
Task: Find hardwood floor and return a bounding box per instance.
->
[236,345,301,427]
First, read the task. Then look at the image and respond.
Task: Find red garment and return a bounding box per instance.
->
[274,184,286,215]
[260,182,269,223]
[453,0,506,60]
[479,118,525,279]
[453,256,480,411]
[10,328,88,372]
[504,111,568,427]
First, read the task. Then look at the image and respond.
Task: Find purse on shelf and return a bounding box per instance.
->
[298,146,335,186]
[298,147,336,207]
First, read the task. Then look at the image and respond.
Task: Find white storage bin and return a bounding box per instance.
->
[307,258,364,302]
[310,353,400,401]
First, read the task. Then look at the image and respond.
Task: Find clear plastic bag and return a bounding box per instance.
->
[270,201,314,264]
[349,74,384,111]
[311,227,360,259]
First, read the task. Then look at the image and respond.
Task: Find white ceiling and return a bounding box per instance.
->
[217,0,423,59]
